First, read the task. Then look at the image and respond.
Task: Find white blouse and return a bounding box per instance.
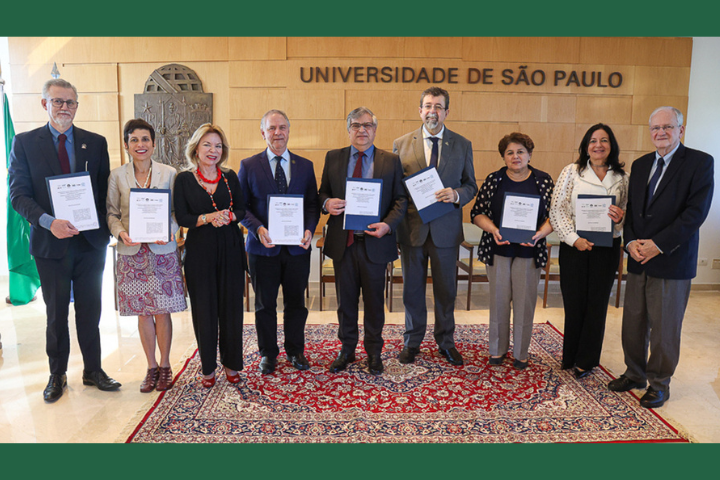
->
[549,162,629,247]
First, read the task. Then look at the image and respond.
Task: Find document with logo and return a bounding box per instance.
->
[403,166,454,224]
[46,172,100,231]
[129,189,171,243]
[267,194,304,245]
[498,192,541,244]
[576,194,615,247]
[344,178,383,230]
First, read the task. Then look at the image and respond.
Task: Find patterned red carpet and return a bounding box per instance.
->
[126,323,687,443]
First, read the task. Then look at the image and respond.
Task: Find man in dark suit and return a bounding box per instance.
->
[239,109,320,374]
[8,78,120,402]
[608,106,713,408]
[319,106,407,375]
[393,87,477,366]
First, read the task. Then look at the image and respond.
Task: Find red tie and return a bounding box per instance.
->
[58,134,71,174]
[346,151,364,247]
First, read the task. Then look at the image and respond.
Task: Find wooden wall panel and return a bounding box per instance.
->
[403,38,463,59]
[229,38,286,61]
[229,88,345,122]
[9,64,118,94]
[633,66,692,96]
[632,95,689,125]
[344,90,423,121]
[450,122,521,152]
[518,123,577,153]
[11,93,118,122]
[287,38,405,58]
[462,93,544,123]
[575,96,633,125]
[230,61,288,88]
[579,38,692,67]
[462,38,581,64]
[546,96,578,123]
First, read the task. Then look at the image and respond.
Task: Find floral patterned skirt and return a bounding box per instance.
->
[117,244,187,316]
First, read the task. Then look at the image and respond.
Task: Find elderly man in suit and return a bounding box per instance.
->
[239,110,320,374]
[393,86,477,366]
[608,106,713,408]
[319,106,407,375]
[9,78,120,402]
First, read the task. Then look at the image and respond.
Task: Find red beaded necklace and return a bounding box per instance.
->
[196,168,233,212]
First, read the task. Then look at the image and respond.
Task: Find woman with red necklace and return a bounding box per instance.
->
[174,124,246,388]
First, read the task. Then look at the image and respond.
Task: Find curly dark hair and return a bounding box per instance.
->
[498,132,535,157]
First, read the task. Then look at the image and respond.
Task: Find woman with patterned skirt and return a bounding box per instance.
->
[107,119,187,393]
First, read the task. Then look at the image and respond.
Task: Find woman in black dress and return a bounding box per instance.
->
[174,124,246,387]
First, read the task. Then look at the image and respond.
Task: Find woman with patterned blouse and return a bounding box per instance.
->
[549,124,628,379]
[470,133,554,370]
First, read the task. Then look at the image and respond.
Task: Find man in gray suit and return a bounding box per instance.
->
[393,86,477,366]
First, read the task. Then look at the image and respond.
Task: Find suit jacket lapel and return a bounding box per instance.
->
[373,149,385,179]
[39,124,63,177]
[339,147,351,198]
[124,161,136,188]
[437,129,454,177]
[74,127,88,173]
[259,152,278,193]
[649,144,685,208]
[411,129,426,172]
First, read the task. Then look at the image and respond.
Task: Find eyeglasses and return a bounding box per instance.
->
[350,122,375,131]
[421,104,446,112]
[650,125,677,133]
[48,98,79,109]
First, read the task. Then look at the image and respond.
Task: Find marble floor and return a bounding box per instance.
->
[1,247,719,443]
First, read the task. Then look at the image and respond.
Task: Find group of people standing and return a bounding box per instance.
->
[9,79,712,412]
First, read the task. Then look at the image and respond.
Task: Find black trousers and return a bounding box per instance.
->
[333,236,386,356]
[35,235,106,375]
[558,237,621,370]
[248,247,310,358]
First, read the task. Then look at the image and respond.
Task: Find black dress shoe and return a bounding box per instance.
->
[367,355,384,375]
[640,387,670,408]
[439,347,463,366]
[43,374,67,403]
[513,359,528,370]
[329,352,356,373]
[398,346,420,364]
[489,356,504,366]
[82,370,121,391]
[574,367,592,379]
[287,353,310,371]
[608,375,646,392]
[259,356,276,375]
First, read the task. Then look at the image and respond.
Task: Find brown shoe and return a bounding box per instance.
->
[156,367,173,391]
[140,368,159,393]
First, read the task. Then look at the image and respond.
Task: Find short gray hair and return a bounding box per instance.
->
[42,78,78,100]
[649,106,684,127]
[346,107,378,131]
[261,109,290,130]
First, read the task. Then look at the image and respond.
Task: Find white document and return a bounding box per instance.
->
[267,195,304,245]
[405,167,445,210]
[345,180,381,217]
[129,189,170,243]
[500,194,540,231]
[46,172,100,231]
[575,197,613,232]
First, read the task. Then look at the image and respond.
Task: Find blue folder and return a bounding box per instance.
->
[498,192,541,244]
[576,194,615,247]
[343,178,383,231]
[403,166,454,224]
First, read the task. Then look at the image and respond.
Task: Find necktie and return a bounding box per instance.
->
[429,137,439,168]
[646,156,665,205]
[347,151,365,247]
[274,156,287,194]
[58,134,71,174]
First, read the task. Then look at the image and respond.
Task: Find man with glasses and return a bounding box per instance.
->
[238,110,319,374]
[9,78,119,402]
[393,86,477,366]
[608,106,713,408]
[319,107,407,375]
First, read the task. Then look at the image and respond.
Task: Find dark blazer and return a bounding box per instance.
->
[624,143,714,279]
[318,146,407,265]
[393,127,477,248]
[9,123,111,259]
[239,150,320,256]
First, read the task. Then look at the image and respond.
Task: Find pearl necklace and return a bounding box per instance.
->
[133,161,152,189]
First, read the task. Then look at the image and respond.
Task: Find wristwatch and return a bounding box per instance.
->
[201,214,207,224]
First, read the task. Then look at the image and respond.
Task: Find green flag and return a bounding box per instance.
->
[5,92,41,305]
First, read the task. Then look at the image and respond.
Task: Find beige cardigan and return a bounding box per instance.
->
[106,160,180,255]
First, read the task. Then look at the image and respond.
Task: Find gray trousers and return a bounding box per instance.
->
[621,271,691,393]
[486,255,541,361]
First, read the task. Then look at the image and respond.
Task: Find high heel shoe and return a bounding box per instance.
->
[201,374,216,388]
[225,368,241,384]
